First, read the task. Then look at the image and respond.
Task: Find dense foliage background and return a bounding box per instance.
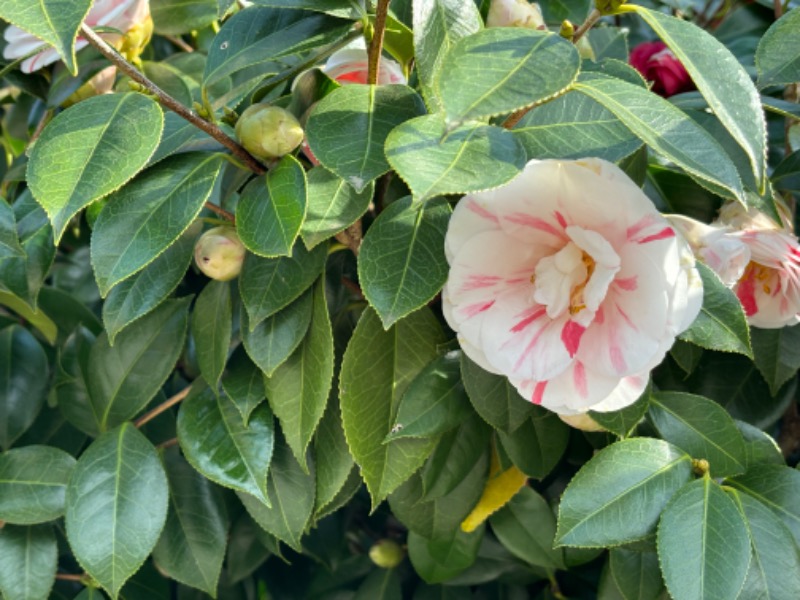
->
[1,0,800,598]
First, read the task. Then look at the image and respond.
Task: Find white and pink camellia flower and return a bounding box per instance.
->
[669,203,800,329]
[322,46,406,86]
[3,0,150,73]
[486,0,546,30]
[443,158,703,416]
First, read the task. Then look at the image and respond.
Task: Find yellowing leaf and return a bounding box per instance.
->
[461,446,527,533]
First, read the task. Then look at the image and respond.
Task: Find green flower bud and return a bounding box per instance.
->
[368,539,405,569]
[194,226,246,281]
[235,104,304,161]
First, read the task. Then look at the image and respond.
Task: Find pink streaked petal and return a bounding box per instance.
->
[459,300,496,320]
[504,213,567,241]
[736,271,758,316]
[614,276,638,291]
[637,227,676,245]
[626,214,662,242]
[461,274,503,291]
[573,361,588,398]
[532,382,547,405]
[467,198,500,223]
[561,320,586,357]
[510,306,547,333]
[510,362,621,414]
[445,196,504,261]
[554,211,568,229]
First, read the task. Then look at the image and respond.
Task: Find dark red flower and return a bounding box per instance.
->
[629,41,694,97]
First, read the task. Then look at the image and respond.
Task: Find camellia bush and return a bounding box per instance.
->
[2,0,800,598]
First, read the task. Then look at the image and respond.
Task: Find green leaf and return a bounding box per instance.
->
[0,524,57,600]
[438,28,580,123]
[737,420,784,469]
[731,489,800,600]
[0,292,56,344]
[354,569,402,600]
[151,0,219,35]
[65,424,168,600]
[0,445,76,525]
[387,352,472,441]
[301,166,374,249]
[238,156,307,258]
[221,346,266,424]
[0,0,91,74]
[238,437,315,551]
[573,74,744,202]
[679,263,752,357]
[87,298,190,433]
[28,93,163,243]
[657,478,750,600]
[385,115,526,202]
[225,514,271,584]
[239,242,327,329]
[240,288,313,376]
[152,448,229,598]
[608,548,665,600]
[54,327,96,437]
[0,326,49,450]
[496,408,569,480]
[103,221,198,344]
[0,200,24,262]
[314,396,356,517]
[490,487,564,570]
[408,527,483,584]
[265,278,333,471]
[555,438,692,547]
[649,391,747,478]
[250,0,362,17]
[177,386,275,506]
[728,465,800,545]
[589,387,650,438]
[91,153,224,296]
[512,91,641,162]
[631,6,767,192]
[750,324,800,396]
[460,354,536,434]
[306,84,426,192]
[359,197,451,328]
[340,307,445,508]
[192,280,232,390]
[412,0,482,111]
[149,112,217,167]
[587,28,629,62]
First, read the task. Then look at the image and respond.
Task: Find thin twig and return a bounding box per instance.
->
[79,23,266,175]
[55,574,86,582]
[165,35,194,53]
[335,222,363,256]
[30,109,53,144]
[204,201,235,222]
[134,386,192,428]
[773,0,783,19]
[157,437,179,450]
[368,0,391,85]
[572,8,602,44]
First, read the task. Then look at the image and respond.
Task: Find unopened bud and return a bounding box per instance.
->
[559,20,575,39]
[235,104,304,162]
[368,539,405,569]
[194,227,246,281]
[595,0,627,15]
[487,0,546,30]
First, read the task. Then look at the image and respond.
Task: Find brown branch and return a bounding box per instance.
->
[79,23,266,175]
[157,437,179,450]
[572,8,602,44]
[774,0,783,19]
[55,574,86,582]
[204,201,235,222]
[134,385,192,428]
[165,35,194,53]
[368,0,391,85]
[335,222,362,256]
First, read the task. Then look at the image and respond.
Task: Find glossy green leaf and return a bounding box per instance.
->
[104,222,198,344]
[751,324,800,396]
[657,478,750,600]
[225,514,271,584]
[679,263,752,357]
[460,354,536,434]
[221,346,266,424]
[314,397,357,518]
[490,487,564,570]
[0,292,56,344]
[54,327,96,437]
[151,0,218,35]
[496,408,569,480]
[649,391,747,478]
[728,465,800,544]
[412,0,482,110]
[177,386,274,506]
[385,115,526,202]
[0,200,24,262]
[238,156,307,258]
[149,112,218,167]
[408,527,483,584]
[306,84,426,192]
[387,352,471,441]
[91,153,224,296]
[574,74,744,202]
[87,298,190,433]
[341,307,445,508]
[608,548,665,600]
[240,288,313,376]
[238,437,315,551]
[152,448,229,598]
[239,242,327,329]
[0,326,48,450]
[301,166,374,249]
[265,278,333,471]
[28,93,163,242]
[555,438,692,547]
[65,424,168,600]
[737,420,784,469]
[0,445,76,525]
[438,28,580,123]
[192,280,232,390]
[354,569,402,600]
[589,387,650,438]
[0,0,91,74]
[250,0,362,17]
[0,524,57,600]
[513,91,641,162]
[359,198,450,328]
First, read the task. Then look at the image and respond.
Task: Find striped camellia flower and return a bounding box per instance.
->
[443,158,702,416]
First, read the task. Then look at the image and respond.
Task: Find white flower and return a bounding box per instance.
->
[322,46,406,85]
[486,0,546,30]
[443,158,702,415]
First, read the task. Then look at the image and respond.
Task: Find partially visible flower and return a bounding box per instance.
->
[443,158,702,416]
[487,0,546,30]
[236,104,304,162]
[194,227,246,281]
[629,41,694,97]
[3,0,151,73]
[559,413,606,432]
[61,65,118,107]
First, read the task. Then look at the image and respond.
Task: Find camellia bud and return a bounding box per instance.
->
[194,227,246,281]
[235,104,305,162]
[558,412,606,432]
[487,0,546,30]
[368,539,405,569]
